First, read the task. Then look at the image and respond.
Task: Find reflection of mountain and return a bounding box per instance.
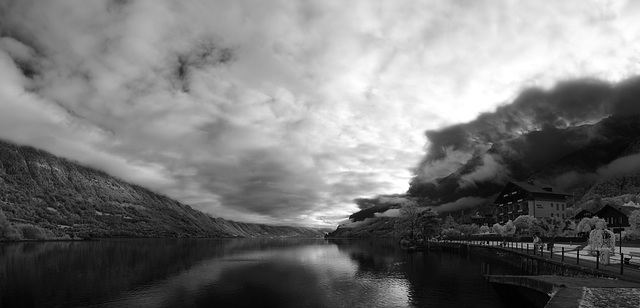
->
[1,239,521,307]
[0,139,325,238]
[0,239,326,307]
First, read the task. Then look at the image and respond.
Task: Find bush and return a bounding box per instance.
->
[15,223,50,240]
[0,210,22,240]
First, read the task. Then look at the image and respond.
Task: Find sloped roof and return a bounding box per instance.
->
[593,204,639,217]
[572,209,593,220]
[510,181,572,196]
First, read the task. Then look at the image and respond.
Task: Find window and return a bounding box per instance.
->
[562,214,565,219]
[551,213,554,217]
[562,204,565,211]
[556,204,559,211]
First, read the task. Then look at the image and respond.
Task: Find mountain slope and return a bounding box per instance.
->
[407,115,640,204]
[0,140,325,238]
[342,114,640,227]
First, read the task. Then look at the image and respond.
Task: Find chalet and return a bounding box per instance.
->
[494,181,571,223]
[593,205,634,232]
[470,213,496,227]
[571,209,593,222]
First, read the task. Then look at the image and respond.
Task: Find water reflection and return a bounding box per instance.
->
[0,239,517,308]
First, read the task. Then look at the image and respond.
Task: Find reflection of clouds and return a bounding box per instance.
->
[97,242,410,307]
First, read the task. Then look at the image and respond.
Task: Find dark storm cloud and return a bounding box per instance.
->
[436,197,488,213]
[415,77,640,183]
[611,76,640,115]
[353,195,408,210]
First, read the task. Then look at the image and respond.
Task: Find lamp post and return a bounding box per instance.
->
[611,227,624,257]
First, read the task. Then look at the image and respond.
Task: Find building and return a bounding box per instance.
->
[470,213,496,227]
[571,209,593,222]
[593,205,633,233]
[494,181,571,223]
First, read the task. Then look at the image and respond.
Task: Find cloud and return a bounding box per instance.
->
[415,79,614,182]
[435,197,488,213]
[596,153,640,179]
[1,1,640,226]
[375,209,401,218]
[458,154,509,188]
[550,153,640,190]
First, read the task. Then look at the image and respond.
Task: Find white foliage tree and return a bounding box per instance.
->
[501,220,516,237]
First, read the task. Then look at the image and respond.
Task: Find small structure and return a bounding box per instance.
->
[494,181,571,223]
[571,209,593,223]
[593,205,632,233]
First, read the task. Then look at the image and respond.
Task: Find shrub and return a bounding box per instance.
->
[0,210,22,240]
[15,223,50,240]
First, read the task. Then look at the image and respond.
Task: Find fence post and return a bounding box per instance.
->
[562,247,564,262]
[621,253,624,275]
[596,250,600,269]
[577,249,580,265]
[550,247,553,259]
[527,244,529,254]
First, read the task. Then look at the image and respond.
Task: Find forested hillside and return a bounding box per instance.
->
[0,140,325,239]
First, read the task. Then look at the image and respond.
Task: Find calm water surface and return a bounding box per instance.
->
[0,239,522,308]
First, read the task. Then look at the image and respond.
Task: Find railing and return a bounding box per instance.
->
[430,239,634,277]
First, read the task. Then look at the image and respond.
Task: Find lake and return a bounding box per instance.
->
[0,239,524,307]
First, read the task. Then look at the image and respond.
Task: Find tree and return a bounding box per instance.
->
[0,210,20,240]
[416,207,441,239]
[441,228,462,238]
[442,215,458,229]
[479,225,491,234]
[563,220,577,236]
[534,217,564,238]
[458,224,480,236]
[491,223,504,235]
[400,201,420,239]
[513,215,536,234]
[576,216,607,234]
[576,217,593,234]
[501,220,516,237]
[630,209,640,235]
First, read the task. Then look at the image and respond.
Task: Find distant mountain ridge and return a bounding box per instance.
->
[0,140,326,238]
[345,114,640,224]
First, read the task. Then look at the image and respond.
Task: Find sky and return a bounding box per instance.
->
[1,0,640,227]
